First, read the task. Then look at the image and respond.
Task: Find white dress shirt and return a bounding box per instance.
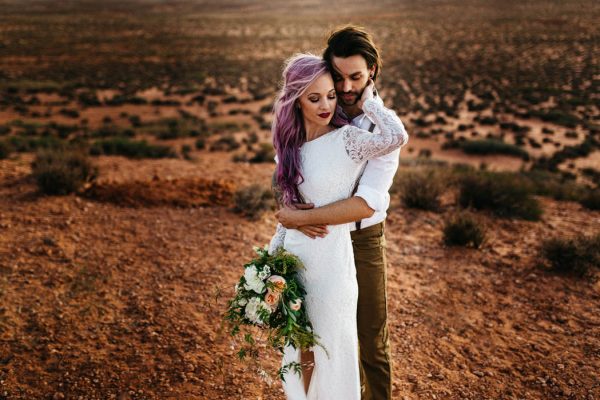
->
[349,95,403,231]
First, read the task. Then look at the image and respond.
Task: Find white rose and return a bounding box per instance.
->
[244,265,265,294]
[237,298,248,306]
[245,297,271,325]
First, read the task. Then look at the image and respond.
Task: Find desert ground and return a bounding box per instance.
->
[0,0,599,399]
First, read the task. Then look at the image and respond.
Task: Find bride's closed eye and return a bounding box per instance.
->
[308,94,336,103]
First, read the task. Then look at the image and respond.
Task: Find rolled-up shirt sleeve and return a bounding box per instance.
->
[354,147,400,213]
[354,184,385,212]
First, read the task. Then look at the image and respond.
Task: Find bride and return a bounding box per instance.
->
[268,53,408,399]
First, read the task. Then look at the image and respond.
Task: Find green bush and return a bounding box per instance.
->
[32,148,98,195]
[459,139,530,160]
[443,210,486,248]
[195,138,206,150]
[398,169,447,211]
[522,170,588,202]
[233,184,274,220]
[0,140,12,159]
[458,171,543,220]
[210,135,240,152]
[90,138,176,159]
[6,135,64,152]
[249,143,275,163]
[580,189,600,211]
[540,234,600,278]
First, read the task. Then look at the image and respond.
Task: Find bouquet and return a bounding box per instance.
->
[223,245,322,381]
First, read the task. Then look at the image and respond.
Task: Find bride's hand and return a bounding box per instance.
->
[357,79,375,109]
[298,225,329,239]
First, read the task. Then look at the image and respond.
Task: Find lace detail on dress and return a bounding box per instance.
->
[342,98,409,163]
[268,223,286,255]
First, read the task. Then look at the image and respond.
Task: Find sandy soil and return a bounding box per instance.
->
[1,150,599,399]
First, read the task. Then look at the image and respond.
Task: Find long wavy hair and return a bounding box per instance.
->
[272,53,348,206]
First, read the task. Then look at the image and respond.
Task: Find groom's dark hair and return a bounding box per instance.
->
[323,25,382,81]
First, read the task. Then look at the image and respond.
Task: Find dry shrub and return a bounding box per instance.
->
[249,143,276,163]
[443,210,487,248]
[397,168,447,211]
[233,184,274,220]
[32,148,98,195]
[458,171,542,221]
[0,140,11,159]
[580,189,600,211]
[540,234,600,279]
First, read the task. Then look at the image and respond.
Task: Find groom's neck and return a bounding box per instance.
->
[342,104,363,121]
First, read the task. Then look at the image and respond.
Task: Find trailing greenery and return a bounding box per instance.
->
[223,246,322,382]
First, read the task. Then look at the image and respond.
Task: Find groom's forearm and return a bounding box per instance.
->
[297,197,374,226]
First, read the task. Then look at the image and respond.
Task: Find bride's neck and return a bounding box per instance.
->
[303,120,332,141]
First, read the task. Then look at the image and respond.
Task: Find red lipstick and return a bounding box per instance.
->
[318,112,331,118]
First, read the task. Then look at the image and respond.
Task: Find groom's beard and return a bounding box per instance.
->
[338,82,368,106]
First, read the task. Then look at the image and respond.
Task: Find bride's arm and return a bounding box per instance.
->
[343,95,409,163]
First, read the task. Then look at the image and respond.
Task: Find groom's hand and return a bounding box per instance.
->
[276,203,329,238]
[275,203,314,228]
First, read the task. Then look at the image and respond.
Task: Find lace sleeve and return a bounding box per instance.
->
[268,223,286,255]
[343,98,409,163]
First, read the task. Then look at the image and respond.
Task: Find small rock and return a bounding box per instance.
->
[473,370,485,378]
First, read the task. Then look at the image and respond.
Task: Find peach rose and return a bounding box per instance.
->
[265,289,281,308]
[289,298,302,312]
[267,275,287,292]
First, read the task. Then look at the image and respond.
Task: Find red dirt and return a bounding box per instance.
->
[1,153,599,399]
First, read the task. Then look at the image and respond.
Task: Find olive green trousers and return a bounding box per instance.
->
[351,221,392,400]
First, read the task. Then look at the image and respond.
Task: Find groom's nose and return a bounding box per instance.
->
[342,79,353,93]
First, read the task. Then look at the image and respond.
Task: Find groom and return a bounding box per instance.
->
[273,26,400,400]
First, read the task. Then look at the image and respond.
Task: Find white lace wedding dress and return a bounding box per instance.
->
[268,98,408,400]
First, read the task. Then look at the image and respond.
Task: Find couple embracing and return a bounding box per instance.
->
[267,26,409,400]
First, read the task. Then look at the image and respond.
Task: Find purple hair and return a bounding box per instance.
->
[272,53,348,206]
